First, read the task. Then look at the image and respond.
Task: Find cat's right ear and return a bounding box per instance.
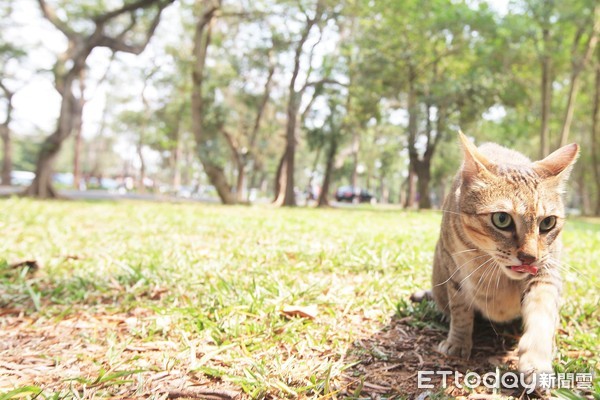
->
[533,143,579,180]
[458,131,493,182]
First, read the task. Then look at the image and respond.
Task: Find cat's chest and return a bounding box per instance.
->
[454,253,523,322]
[470,279,522,322]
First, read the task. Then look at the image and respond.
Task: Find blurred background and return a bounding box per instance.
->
[0,0,598,212]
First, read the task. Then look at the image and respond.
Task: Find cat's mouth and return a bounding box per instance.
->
[507,264,538,275]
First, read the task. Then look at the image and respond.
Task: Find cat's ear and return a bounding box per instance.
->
[458,131,493,182]
[533,143,579,180]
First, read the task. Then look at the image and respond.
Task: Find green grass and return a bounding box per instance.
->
[0,198,597,399]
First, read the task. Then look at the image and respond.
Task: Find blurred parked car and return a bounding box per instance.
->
[10,170,35,186]
[335,186,376,204]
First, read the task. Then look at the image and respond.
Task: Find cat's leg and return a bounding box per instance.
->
[437,279,474,358]
[518,279,560,379]
[430,242,449,315]
[433,245,474,358]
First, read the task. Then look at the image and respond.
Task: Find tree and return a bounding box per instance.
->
[523,0,599,155]
[357,0,497,209]
[592,48,600,214]
[190,0,240,204]
[219,36,278,202]
[25,0,174,198]
[273,0,328,207]
[0,81,14,186]
[559,3,599,147]
[0,11,26,186]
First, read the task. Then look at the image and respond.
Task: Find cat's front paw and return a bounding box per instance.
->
[438,338,472,359]
[518,352,553,385]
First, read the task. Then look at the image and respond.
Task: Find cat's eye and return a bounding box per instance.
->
[540,216,557,232]
[491,212,513,230]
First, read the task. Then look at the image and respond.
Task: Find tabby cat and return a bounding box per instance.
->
[422,132,578,378]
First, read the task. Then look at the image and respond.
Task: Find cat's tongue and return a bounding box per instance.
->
[510,264,538,275]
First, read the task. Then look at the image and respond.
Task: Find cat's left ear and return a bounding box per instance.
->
[533,143,580,180]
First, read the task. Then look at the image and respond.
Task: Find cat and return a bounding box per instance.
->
[414,132,579,380]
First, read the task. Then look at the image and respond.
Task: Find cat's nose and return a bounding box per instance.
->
[517,252,537,265]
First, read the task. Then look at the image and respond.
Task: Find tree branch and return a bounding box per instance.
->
[303,78,347,90]
[221,128,243,169]
[0,81,14,127]
[96,0,172,55]
[37,0,76,39]
[249,60,275,151]
[93,0,171,24]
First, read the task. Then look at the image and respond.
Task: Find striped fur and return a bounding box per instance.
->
[428,133,578,378]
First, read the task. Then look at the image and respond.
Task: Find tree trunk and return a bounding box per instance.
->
[273,150,287,205]
[405,66,419,209]
[73,69,86,189]
[592,53,600,215]
[0,125,11,186]
[137,138,146,192]
[25,72,81,198]
[317,135,338,207]
[305,145,321,204]
[236,163,246,202]
[203,162,236,203]
[415,160,432,209]
[559,70,584,148]
[398,176,407,206]
[379,174,388,204]
[404,167,417,208]
[275,3,323,207]
[26,0,172,198]
[282,98,299,206]
[560,9,599,147]
[25,133,64,198]
[172,133,182,190]
[190,0,236,205]
[0,84,13,186]
[170,107,183,190]
[540,40,552,158]
[350,128,359,188]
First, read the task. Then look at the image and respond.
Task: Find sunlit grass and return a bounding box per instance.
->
[0,198,597,398]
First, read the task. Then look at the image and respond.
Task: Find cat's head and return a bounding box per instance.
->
[456,133,579,280]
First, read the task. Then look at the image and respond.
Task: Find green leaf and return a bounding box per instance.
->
[0,386,43,400]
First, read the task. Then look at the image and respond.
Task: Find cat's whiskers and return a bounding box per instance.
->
[436,209,467,216]
[483,261,501,337]
[435,254,491,287]
[456,256,494,289]
[544,259,600,289]
[443,257,495,314]
[451,248,479,256]
[468,258,497,311]
[495,260,502,292]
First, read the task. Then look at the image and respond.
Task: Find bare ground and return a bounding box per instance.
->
[1,304,559,399]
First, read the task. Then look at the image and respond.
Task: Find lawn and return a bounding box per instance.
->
[0,199,598,399]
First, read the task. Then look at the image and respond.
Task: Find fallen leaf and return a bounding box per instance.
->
[9,260,40,271]
[281,305,318,320]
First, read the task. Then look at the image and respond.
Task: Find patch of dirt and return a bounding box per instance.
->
[0,308,241,399]
[342,314,528,399]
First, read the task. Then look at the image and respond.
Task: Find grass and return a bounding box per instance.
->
[0,198,598,399]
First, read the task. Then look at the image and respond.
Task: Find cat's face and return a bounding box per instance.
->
[456,135,579,281]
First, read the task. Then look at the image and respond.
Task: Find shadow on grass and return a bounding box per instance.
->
[343,297,528,399]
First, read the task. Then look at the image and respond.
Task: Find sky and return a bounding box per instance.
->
[4,0,186,172]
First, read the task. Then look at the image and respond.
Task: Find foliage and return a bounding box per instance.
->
[2,0,600,210]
